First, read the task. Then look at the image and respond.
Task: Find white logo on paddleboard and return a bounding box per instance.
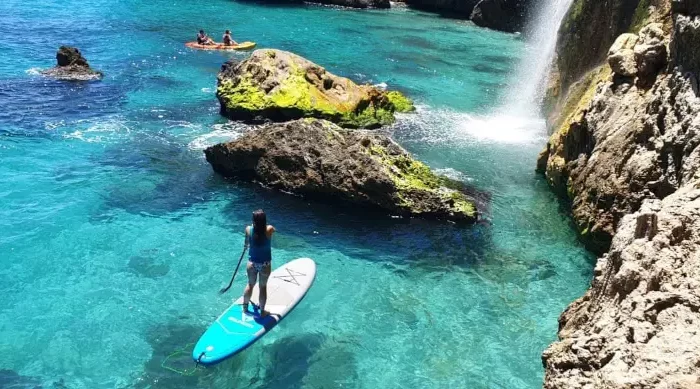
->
[228,313,255,328]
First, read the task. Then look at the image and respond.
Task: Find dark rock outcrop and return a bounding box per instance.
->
[401,0,531,32]
[312,0,390,8]
[470,0,528,33]
[540,0,700,387]
[204,119,478,223]
[216,49,414,129]
[241,0,389,8]
[402,0,479,17]
[40,46,103,81]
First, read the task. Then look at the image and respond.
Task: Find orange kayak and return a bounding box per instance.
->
[185,41,256,51]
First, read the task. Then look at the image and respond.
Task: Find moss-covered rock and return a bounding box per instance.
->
[216,50,414,129]
[204,119,477,223]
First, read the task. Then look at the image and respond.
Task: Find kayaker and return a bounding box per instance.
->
[222,30,237,46]
[242,209,275,317]
[197,30,214,45]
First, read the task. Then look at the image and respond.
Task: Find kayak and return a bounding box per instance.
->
[192,258,316,366]
[185,41,256,51]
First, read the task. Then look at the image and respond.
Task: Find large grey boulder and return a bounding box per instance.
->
[204,119,478,223]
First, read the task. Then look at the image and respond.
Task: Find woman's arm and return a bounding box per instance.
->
[267,225,275,238]
[244,226,250,249]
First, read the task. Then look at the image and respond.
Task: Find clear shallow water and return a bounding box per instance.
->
[0,0,593,388]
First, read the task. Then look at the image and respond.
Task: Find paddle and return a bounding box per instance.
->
[219,247,247,294]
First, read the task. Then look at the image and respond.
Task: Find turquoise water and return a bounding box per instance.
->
[0,0,594,388]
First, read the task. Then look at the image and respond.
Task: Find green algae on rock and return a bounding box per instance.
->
[216,50,415,129]
[204,119,477,223]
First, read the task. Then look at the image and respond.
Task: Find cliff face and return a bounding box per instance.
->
[540,0,700,387]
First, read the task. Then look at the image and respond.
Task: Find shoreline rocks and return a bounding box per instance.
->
[540,0,700,387]
[40,46,103,81]
[204,119,478,223]
[216,49,414,129]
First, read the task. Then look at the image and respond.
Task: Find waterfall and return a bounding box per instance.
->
[505,0,577,116]
[460,0,575,144]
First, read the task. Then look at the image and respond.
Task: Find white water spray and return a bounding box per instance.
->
[459,0,575,144]
[506,0,577,115]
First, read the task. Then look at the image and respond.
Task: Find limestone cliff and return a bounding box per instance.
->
[539,0,700,387]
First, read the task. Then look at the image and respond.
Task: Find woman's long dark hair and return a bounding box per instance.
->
[252,209,267,243]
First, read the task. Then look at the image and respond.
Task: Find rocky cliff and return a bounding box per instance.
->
[539,0,700,387]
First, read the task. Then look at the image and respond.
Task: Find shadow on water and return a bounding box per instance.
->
[218,181,494,272]
[131,323,223,389]
[254,333,359,389]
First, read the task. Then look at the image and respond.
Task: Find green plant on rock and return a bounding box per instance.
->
[218,53,416,128]
[366,144,476,218]
[385,91,415,113]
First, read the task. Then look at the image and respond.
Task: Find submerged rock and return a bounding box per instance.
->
[204,119,477,223]
[216,49,414,129]
[40,46,103,81]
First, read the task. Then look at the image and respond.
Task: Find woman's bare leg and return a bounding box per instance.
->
[258,263,271,316]
[242,262,257,312]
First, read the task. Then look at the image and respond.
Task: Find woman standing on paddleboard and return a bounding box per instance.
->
[243,209,275,316]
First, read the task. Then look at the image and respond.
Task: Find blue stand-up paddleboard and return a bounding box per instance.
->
[193,258,316,366]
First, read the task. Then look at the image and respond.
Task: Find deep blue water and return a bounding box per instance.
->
[0,0,593,388]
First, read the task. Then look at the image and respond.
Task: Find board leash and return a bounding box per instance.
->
[161,343,206,376]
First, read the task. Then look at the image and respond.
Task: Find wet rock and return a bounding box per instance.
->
[216,49,414,129]
[40,46,103,81]
[402,0,480,17]
[204,119,478,224]
[470,0,529,33]
[543,182,700,388]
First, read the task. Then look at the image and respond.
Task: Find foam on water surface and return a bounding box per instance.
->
[0,0,590,388]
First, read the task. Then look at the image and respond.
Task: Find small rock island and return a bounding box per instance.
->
[216,49,414,129]
[205,119,477,223]
[41,46,103,81]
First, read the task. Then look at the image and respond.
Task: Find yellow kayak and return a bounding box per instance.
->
[185,41,256,51]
